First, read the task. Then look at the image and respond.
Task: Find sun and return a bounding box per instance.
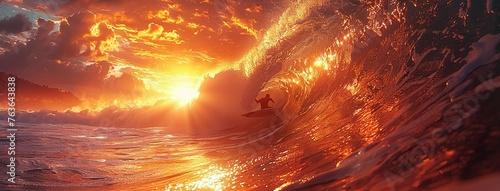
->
[170,85,200,106]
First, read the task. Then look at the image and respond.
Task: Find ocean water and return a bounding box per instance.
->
[1,0,500,190]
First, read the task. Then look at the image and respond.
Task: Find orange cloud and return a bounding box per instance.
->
[111,11,135,23]
[91,22,119,56]
[3,0,23,3]
[186,22,199,29]
[245,5,263,13]
[148,10,184,24]
[93,12,135,24]
[138,22,164,40]
[165,15,185,24]
[161,30,184,44]
[193,9,210,18]
[148,10,170,20]
[112,24,138,33]
[135,23,183,44]
[230,16,257,38]
[168,3,182,11]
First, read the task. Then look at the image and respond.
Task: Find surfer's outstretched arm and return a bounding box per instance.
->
[270,98,275,103]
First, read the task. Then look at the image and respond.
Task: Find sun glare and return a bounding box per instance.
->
[170,85,200,106]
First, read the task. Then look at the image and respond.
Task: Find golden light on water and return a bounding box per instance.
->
[165,162,241,191]
[186,165,231,191]
[166,166,231,191]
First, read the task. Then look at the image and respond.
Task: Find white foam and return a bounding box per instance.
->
[445,34,500,93]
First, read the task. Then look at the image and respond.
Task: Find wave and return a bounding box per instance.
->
[235,0,500,189]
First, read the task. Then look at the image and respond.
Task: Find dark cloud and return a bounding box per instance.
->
[36,17,56,35]
[49,11,116,60]
[5,0,125,15]
[0,14,33,34]
[3,12,116,63]
[105,72,145,96]
[0,14,144,107]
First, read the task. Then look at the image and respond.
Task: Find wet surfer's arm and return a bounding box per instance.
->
[270,98,275,103]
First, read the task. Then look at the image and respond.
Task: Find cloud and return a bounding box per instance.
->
[164,15,185,24]
[35,17,56,35]
[168,3,182,12]
[96,11,135,23]
[193,9,209,18]
[137,22,164,40]
[161,30,184,44]
[46,0,278,60]
[230,16,257,38]
[3,0,23,3]
[135,22,184,44]
[0,15,148,109]
[147,10,185,25]
[104,72,145,95]
[148,10,170,20]
[50,11,117,60]
[0,14,33,34]
[186,22,200,29]
[245,5,263,13]
[35,0,128,15]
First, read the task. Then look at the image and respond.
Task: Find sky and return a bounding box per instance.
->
[0,0,287,110]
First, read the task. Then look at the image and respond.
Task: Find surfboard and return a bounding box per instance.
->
[241,108,275,117]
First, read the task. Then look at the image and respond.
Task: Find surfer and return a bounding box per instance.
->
[255,94,275,109]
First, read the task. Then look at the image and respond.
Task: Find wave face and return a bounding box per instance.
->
[237,0,500,190]
[2,0,499,190]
